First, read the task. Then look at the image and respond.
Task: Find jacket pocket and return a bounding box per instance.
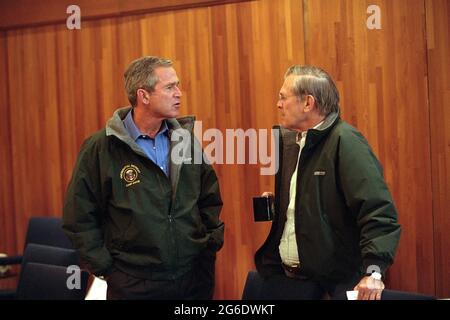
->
[190,206,207,238]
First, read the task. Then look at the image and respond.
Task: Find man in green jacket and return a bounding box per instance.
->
[255,65,401,300]
[63,56,224,299]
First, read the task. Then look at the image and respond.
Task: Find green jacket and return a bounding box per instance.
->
[63,107,224,280]
[255,112,401,283]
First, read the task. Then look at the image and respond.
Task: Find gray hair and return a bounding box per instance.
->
[285,65,339,115]
[124,56,173,107]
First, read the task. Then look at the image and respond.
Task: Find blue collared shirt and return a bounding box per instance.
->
[123,110,170,177]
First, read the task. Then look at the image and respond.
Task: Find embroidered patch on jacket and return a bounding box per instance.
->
[314,171,326,176]
[120,164,141,187]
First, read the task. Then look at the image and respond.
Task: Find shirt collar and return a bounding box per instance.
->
[123,109,169,141]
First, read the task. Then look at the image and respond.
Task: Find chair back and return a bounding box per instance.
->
[22,243,80,268]
[24,217,73,249]
[16,262,89,300]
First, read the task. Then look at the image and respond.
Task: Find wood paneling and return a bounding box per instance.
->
[0,0,252,30]
[426,0,450,298]
[0,0,448,298]
[0,30,19,289]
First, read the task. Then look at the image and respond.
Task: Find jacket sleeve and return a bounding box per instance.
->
[338,129,401,275]
[62,138,113,276]
[198,160,224,253]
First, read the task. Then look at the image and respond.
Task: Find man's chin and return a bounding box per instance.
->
[280,119,289,129]
[168,110,180,118]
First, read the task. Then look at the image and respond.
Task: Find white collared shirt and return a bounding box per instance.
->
[279,121,324,267]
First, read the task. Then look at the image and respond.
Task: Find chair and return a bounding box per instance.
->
[16,262,89,300]
[0,216,73,267]
[380,290,435,300]
[242,270,436,300]
[0,243,82,300]
[21,243,80,268]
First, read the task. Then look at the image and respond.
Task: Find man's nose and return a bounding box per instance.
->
[174,86,182,97]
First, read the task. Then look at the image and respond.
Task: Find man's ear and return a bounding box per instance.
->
[303,95,315,112]
[137,89,150,105]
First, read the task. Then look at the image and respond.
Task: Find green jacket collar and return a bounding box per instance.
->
[105,106,196,145]
[280,111,340,151]
[304,111,340,150]
[105,106,196,197]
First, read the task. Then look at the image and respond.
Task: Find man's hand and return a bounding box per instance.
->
[261,192,273,198]
[353,275,385,300]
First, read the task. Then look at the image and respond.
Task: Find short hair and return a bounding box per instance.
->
[124,56,173,107]
[285,65,340,115]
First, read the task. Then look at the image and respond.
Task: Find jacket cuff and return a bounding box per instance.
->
[362,258,389,276]
[93,266,113,278]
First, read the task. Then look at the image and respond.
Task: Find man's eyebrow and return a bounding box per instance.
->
[166,81,180,86]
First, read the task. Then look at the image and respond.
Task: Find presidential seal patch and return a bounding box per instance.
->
[120,164,141,187]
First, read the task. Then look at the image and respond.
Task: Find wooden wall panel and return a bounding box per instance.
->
[1,0,448,298]
[426,0,450,298]
[0,0,251,30]
[0,31,19,289]
[6,27,65,246]
[303,0,435,295]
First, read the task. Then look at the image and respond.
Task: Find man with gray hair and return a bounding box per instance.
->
[63,56,224,299]
[254,65,401,300]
